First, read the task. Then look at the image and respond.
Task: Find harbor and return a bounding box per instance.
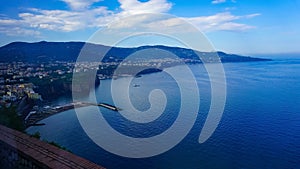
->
[25,101,120,128]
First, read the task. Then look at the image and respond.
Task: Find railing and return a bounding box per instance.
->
[0,124,105,169]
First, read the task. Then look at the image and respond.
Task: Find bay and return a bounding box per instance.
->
[27,57,300,169]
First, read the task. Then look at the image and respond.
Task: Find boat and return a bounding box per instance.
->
[133,84,140,87]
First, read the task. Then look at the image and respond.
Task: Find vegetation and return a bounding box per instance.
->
[29,131,70,152]
[0,106,70,152]
[47,141,69,151]
[0,41,271,63]
[30,131,41,139]
[28,74,73,100]
[0,105,25,131]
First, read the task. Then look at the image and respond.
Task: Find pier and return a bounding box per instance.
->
[25,102,120,128]
[84,102,121,111]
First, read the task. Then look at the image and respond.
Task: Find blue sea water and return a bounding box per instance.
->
[27,57,300,169]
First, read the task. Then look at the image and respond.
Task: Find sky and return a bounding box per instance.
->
[0,0,300,55]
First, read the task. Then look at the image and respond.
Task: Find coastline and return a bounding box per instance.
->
[25,101,120,128]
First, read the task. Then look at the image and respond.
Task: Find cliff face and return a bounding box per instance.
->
[33,77,100,101]
[38,81,72,100]
[16,95,34,120]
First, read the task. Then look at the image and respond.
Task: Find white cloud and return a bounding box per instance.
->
[212,0,237,4]
[118,0,172,15]
[103,11,260,39]
[60,0,102,10]
[0,0,260,37]
[0,6,114,36]
[18,7,113,32]
[0,19,41,37]
[212,0,226,4]
[186,12,260,32]
[225,7,236,11]
[244,13,260,18]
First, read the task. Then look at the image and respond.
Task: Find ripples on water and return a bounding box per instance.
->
[27,58,300,169]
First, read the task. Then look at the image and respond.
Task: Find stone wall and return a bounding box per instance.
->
[0,140,45,168]
[0,125,105,169]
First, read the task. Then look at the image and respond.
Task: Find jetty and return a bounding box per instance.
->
[83,102,121,111]
[25,101,120,128]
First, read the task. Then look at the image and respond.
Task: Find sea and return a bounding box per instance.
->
[27,56,300,169]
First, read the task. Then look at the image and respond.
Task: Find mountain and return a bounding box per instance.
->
[0,41,271,63]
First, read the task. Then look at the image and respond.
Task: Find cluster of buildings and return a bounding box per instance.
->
[0,62,74,83]
[0,57,187,107]
[0,61,72,107]
[0,83,41,107]
[0,61,101,107]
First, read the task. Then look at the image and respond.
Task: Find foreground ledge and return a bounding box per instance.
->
[0,124,105,169]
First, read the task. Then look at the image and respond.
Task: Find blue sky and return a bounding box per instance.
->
[0,0,299,55]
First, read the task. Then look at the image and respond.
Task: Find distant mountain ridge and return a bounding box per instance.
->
[0,41,271,63]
